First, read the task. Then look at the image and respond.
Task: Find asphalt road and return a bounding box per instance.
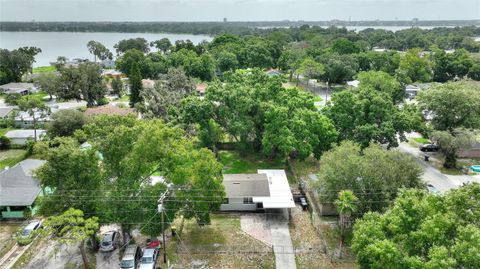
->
[398,142,478,193]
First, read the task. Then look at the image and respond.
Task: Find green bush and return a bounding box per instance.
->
[97,97,109,106]
[0,135,11,149]
[4,93,22,105]
[16,235,33,246]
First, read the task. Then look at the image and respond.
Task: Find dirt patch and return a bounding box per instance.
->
[0,222,20,256]
[289,205,357,269]
[168,214,275,269]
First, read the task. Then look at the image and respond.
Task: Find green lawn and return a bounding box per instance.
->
[0,149,27,170]
[219,150,286,174]
[29,91,49,101]
[32,66,56,73]
[413,137,431,144]
[0,128,11,137]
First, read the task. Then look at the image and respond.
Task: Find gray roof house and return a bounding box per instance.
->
[0,107,14,119]
[5,129,46,145]
[220,170,295,211]
[0,83,38,95]
[0,159,46,219]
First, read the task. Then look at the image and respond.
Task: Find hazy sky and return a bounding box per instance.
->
[1,0,479,21]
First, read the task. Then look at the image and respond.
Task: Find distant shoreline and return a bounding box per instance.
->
[1,21,479,35]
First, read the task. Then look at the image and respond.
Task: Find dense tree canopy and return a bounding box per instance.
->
[180,70,337,160]
[417,83,480,132]
[114,38,150,55]
[0,46,41,84]
[324,71,419,148]
[87,40,112,62]
[314,141,423,215]
[56,62,106,107]
[352,184,480,269]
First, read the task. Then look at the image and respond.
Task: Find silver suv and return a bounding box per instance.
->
[119,244,142,269]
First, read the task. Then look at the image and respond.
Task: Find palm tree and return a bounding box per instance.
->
[334,190,358,257]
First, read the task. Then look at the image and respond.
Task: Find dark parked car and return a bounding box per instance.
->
[300,197,308,210]
[419,144,439,152]
[120,244,142,269]
[99,231,120,252]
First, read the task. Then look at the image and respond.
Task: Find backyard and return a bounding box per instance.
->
[0,149,27,170]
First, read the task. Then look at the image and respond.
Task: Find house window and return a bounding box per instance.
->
[222,198,229,204]
[243,197,253,204]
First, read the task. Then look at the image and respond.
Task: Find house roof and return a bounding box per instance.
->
[254,170,295,208]
[0,107,14,118]
[84,105,134,116]
[5,129,46,139]
[0,159,46,206]
[196,83,207,94]
[223,174,270,198]
[0,83,35,91]
[142,79,156,89]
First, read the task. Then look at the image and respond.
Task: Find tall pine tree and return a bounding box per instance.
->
[129,62,143,108]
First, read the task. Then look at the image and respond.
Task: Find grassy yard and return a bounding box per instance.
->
[32,66,56,73]
[29,91,49,101]
[0,149,27,170]
[0,127,11,136]
[413,137,430,144]
[219,150,286,174]
[167,214,275,269]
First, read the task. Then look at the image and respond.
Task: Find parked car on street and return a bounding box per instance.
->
[139,248,158,269]
[419,144,439,152]
[16,220,42,245]
[99,231,120,252]
[119,244,142,269]
[427,184,439,194]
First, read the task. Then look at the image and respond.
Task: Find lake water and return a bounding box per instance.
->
[0,31,213,67]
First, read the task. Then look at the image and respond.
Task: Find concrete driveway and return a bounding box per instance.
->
[267,209,297,269]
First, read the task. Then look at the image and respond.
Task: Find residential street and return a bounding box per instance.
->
[398,142,480,193]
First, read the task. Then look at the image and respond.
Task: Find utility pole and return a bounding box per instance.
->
[158,189,169,264]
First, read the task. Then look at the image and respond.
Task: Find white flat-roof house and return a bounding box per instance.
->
[220,169,295,211]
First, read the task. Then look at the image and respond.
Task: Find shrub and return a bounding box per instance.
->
[4,93,22,105]
[0,135,11,149]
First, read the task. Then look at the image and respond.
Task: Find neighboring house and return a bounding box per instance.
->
[372,47,387,52]
[405,83,434,97]
[196,83,207,96]
[142,79,156,90]
[50,58,89,68]
[347,80,360,88]
[220,169,295,211]
[14,111,50,128]
[4,129,46,145]
[0,159,46,219]
[0,83,38,95]
[84,104,134,117]
[405,84,421,97]
[265,69,282,77]
[102,69,125,79]
[459,139,480,158]
[0,107,14,119]
[101,59,116,69]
